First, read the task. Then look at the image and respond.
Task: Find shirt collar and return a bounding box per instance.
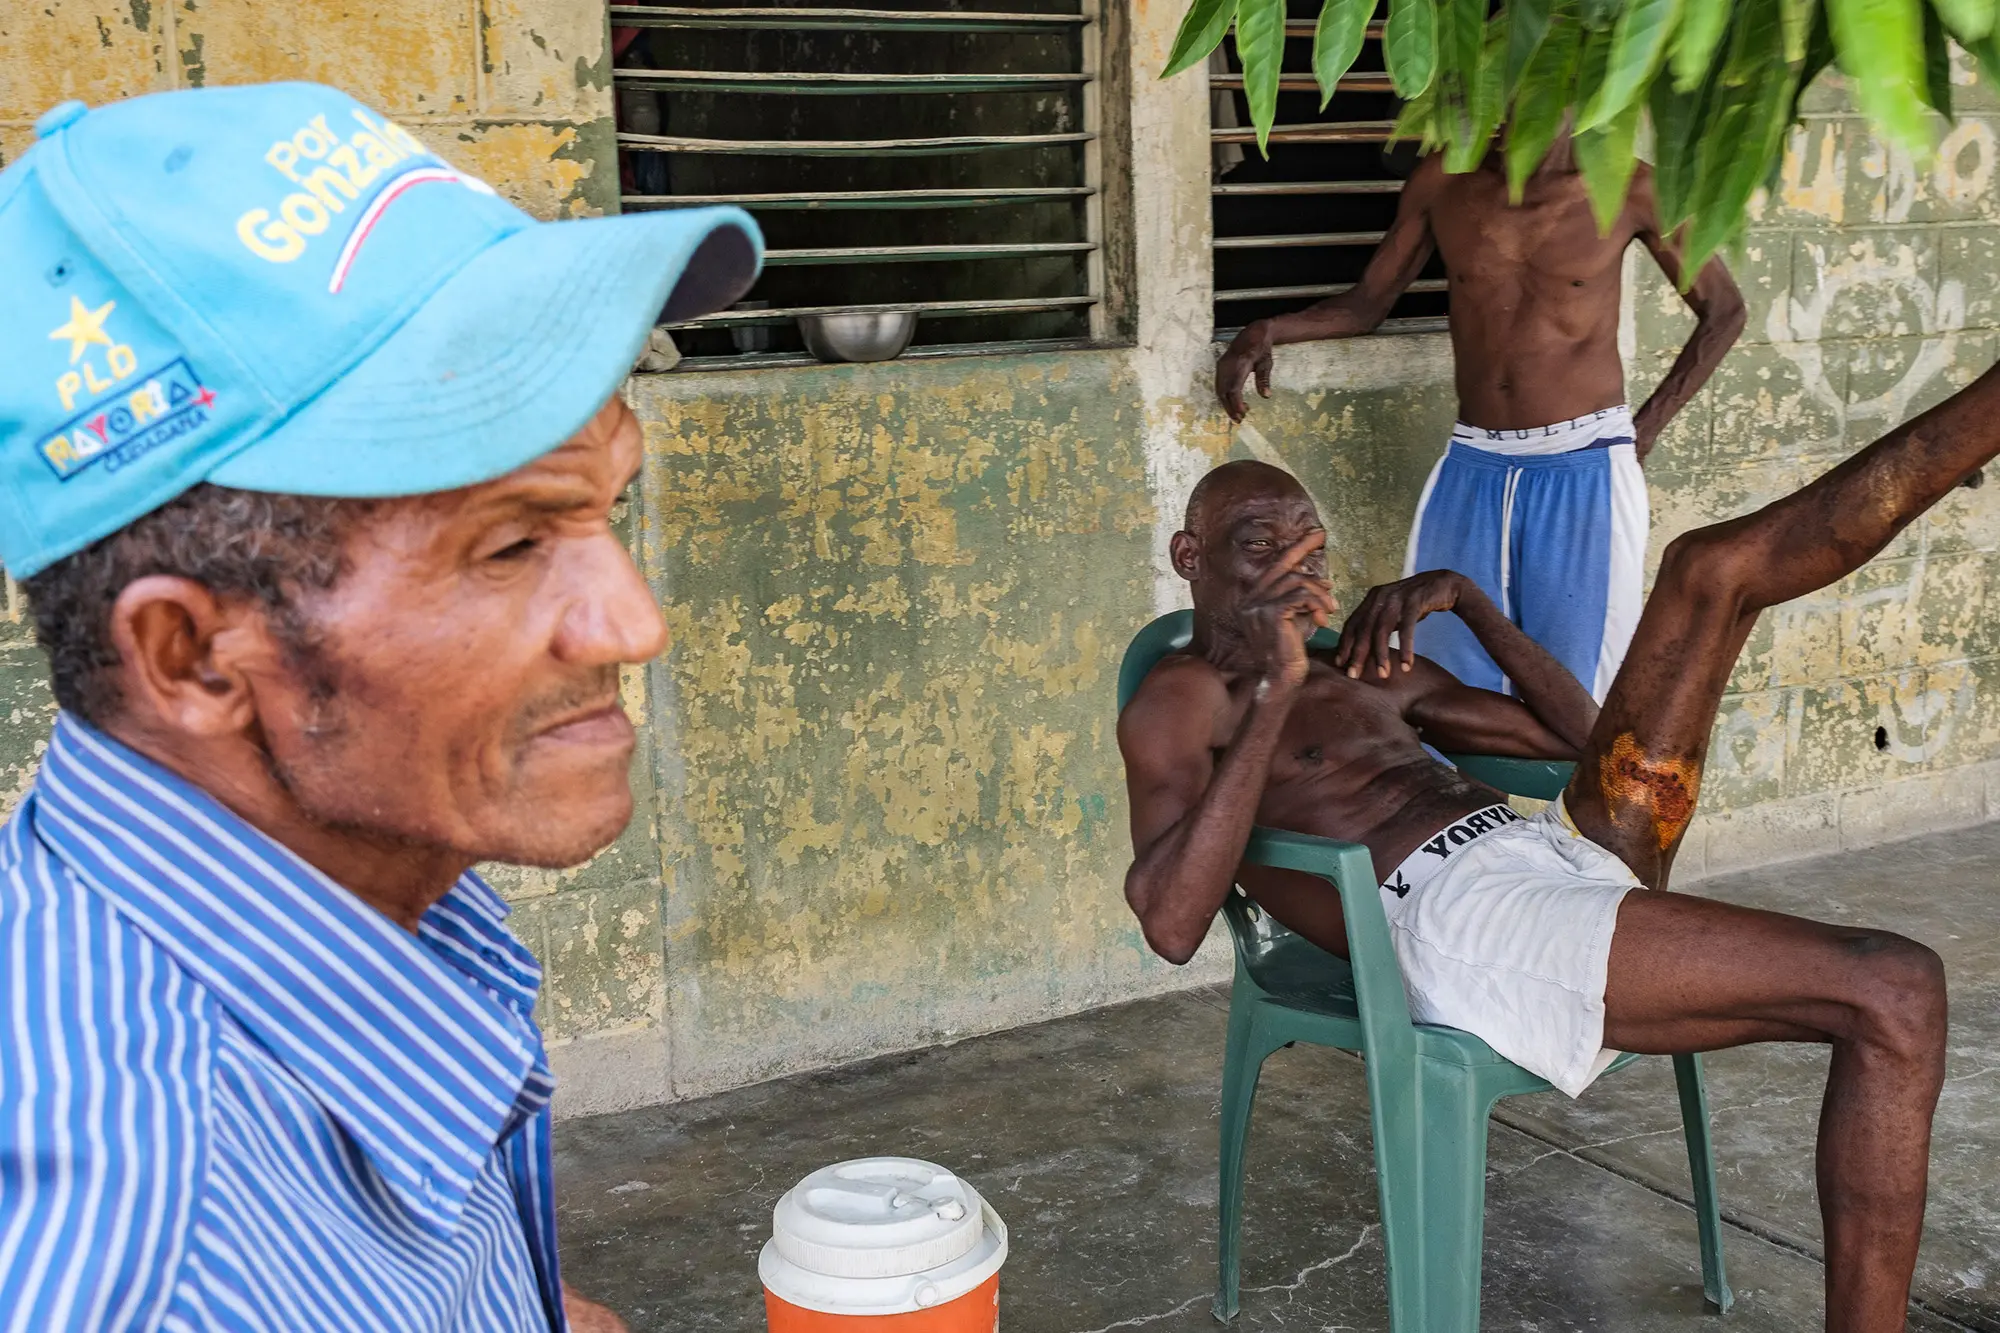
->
[29,714,551,1235]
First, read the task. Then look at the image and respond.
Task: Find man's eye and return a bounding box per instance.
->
[490,537,538,561]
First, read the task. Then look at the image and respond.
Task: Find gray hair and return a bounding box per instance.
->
[22,484,373,725]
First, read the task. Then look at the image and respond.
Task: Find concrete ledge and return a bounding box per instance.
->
[548,1026,672,1121]
[1680,758,2000,885]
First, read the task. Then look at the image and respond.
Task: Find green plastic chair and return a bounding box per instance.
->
[1116,611,1732,1329]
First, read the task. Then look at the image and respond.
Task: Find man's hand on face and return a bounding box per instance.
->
[562,1289,630,1333]
[1334,569,1465,680]
[1241,530,1337,693]
[1217,322,1276,423]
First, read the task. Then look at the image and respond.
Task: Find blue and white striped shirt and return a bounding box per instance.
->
[0,716,566,1331]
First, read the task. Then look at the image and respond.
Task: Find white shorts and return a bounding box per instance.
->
[1379,800,1639,1098]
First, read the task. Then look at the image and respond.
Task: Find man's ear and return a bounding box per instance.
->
[1168,530,1201,582]
[107,576,272,739]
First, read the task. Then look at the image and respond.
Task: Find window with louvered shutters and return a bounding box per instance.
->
[613,1,1101,368]
[1209,1,1449,338]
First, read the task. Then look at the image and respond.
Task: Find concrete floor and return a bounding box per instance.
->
[552,823,2000,1332]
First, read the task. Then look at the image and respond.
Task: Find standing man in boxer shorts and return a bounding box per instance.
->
[1216,135,1745,700]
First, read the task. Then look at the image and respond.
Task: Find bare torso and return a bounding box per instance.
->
[1429,161,1638,430]
[1165,646,1505,950]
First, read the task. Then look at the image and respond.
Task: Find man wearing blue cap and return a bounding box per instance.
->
[0,82,761,1331]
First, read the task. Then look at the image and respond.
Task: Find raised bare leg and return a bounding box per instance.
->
[1570,357,2000,881]
[1556,361,2000,1331]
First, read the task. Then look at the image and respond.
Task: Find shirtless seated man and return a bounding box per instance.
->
[1117,366,2000,1327]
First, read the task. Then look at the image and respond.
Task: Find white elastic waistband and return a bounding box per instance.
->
[1451,405,1635,456]
[1381,803,1524,899]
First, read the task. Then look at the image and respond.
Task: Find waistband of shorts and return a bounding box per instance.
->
[1450,405,1635,457]
[1381,803,1525,899]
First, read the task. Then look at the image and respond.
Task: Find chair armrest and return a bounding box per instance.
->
[1441,753,1575,802]
[1241,827,1417,1065]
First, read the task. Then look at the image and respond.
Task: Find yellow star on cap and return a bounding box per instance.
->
[47,295,116,365]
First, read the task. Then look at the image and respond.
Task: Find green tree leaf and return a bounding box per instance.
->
[1387,0,1442,96]
[1687,0,1799,267]
[1446,14,1513,168]
[1671,0,1733,90]
[1507,0,1557,90]
[1920,2,1956,119]
[1963,27,2000,86]
[1784,0,1836,124]
[1778,0,1813,59]
[1434,0,1486,166]
[1314,0,1377,107]
[1506,16,1585,198]
[1236,0,1289,155]
[1161,0,1239,79]
[1825,0,1934,151]
[1933,0,1997,41]
[1579,0,1686,129]
[1392,80,1444,152]
[1649,62,1715,234]
[1573,21,1615,110]
[1574,94,1644,230]
[1441,0,1487,76]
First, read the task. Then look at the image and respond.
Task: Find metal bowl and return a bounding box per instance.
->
[797,311,918,364]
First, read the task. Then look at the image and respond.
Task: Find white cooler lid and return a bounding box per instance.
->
[772,1157,986,1279]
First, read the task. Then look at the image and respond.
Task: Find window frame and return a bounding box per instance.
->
[608,1,1113,372]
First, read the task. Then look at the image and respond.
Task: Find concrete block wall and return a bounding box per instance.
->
[4,3,2000,1113]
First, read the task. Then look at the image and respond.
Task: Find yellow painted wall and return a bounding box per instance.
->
[0,0,617,217]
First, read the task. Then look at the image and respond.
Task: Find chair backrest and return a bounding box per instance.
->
[1114,610,1575,798]
[1115,610,1194,712]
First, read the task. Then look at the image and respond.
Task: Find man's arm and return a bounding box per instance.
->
[1120,534,1334,964]
[1119,665,1291,964]
[1334,570,1597,755]
[1627,167,1747,462]
[1216,155,1445,421]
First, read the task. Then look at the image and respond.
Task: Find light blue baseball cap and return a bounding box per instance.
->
[0,81,762,578]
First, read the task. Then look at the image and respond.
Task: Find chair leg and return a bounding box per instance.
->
[1378,1060,1492,1333]
[1353,1057,1491,1333]
[1215,1002,1278,1324]
[1673,1052,1734,1314]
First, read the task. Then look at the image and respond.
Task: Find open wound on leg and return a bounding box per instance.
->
[1598,732,1701,851]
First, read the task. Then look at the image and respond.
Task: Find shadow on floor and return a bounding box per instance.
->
[553,824,2000,1332]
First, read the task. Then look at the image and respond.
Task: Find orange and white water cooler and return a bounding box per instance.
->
[760,1157,1008,1333]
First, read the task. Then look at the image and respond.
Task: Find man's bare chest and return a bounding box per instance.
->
[1430,182,1630,291]
[1214,670,1420,782]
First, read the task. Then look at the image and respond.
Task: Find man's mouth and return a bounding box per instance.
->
[531,700,633,747]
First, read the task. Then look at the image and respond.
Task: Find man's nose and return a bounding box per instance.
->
[552,532,670,665]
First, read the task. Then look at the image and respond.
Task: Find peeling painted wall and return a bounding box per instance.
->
[7,4,2000,1113]
[0,0,617,217]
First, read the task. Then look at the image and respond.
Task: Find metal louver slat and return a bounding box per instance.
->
[616,70,1090,93]
[609,5,1089,31]
[623,186,1096,211]
[619,132,1094,157]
